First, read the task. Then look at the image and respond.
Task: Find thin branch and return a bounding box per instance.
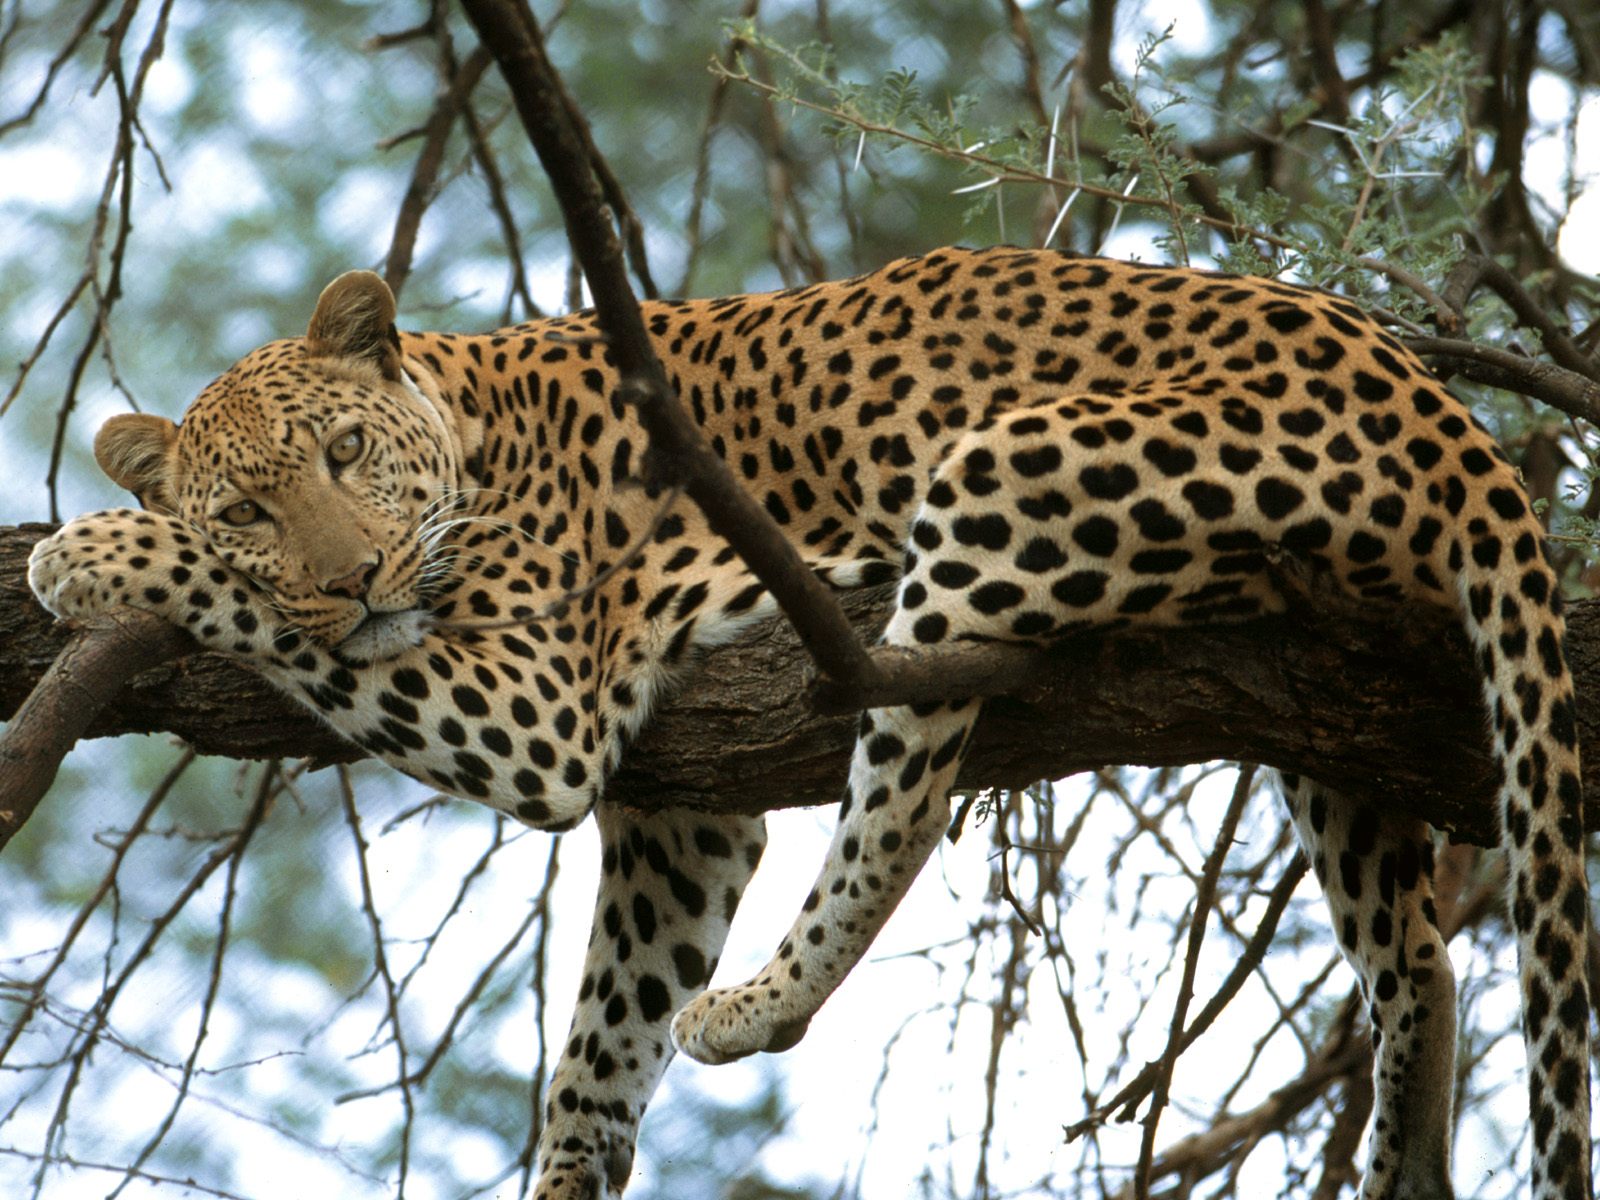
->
[1063,849,1310,1142]
[1404,335,1600,424]
[1133,763,1256,1199]
[338,766,414,1195]
[0,0,114,139]
[1440,253,1600,381]
[381,42,494,300]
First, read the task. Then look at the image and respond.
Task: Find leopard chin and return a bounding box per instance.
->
[335,609,429,664]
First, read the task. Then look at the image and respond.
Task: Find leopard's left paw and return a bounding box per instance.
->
[28,508,275,657]
[534,1117,635,1199]
[29,509,183,619]
[670,983,812,1066]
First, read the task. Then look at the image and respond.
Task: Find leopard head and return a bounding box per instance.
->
[95,271,466,662]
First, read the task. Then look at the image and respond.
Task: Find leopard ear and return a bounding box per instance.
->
[305,270,401,381]
[95,413,179,513]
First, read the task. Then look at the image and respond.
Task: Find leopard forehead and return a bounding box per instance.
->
[172,339,419,497]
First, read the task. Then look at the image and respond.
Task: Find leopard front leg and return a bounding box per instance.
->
[534,806,766,1198]
[672,695,979,1065]
[32,510,619,832]
[29,509,284,657]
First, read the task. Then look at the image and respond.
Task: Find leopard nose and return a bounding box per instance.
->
[321,559,379,600]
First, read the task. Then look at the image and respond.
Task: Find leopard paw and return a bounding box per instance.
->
[534,1121,634,1199]
[670,984,812,1066]
[28,508,275,656]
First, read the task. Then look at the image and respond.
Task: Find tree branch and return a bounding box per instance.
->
[0,603,192,851]
[9,523,1600,852]
[1403,335,1600,424]
[458,0,880,691]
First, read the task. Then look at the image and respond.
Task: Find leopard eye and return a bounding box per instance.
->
[219,499,262,527]
[328,428,365,467]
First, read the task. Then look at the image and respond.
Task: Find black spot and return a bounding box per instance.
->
[1281,518,1333,553]
[1347,531,1386,563]
[1118,583,1171,613]
[1015,537,1068,573]
[1072,516,1119,557]
[1129,499,1185,541]
[970,580,1025,612]
[1080,464,1139,501]
[1352,370,1394,403]
[1263,305,1313,333]
[1254,477,1305,520]
[1181,481,1234,520]
[866,733,907,764]
[451,686,489,717]
[1142,439,1197,477]
[1052,571,1108,608]
[672,944,707,988]
[1357,412,1401,445]
[951,513,1012,550]
[1369,495,1406,527]
[929,561,980,588]
[1278,408,1325,437]
[392,668,429,699]
[898,749,929,791]
[1404,437,1442,470]
[1219,444,1261,474]
[1487,487,1526,520]
[1325,433,1360,463]
[1010,445,1063,477]
[637,974,671,1022]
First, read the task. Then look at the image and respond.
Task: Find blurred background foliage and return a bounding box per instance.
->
[0,0,1597,1198]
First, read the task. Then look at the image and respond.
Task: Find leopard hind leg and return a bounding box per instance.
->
[533,806,767,1199]
[1281,772,1456,1200]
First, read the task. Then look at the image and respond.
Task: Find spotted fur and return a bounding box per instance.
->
[29,247,1590,1198]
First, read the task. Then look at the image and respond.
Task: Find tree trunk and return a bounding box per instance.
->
[8,522,1598,848]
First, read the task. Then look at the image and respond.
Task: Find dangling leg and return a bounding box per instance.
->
[533,807,766,1199]
[672,695,979,1064]
[1280,771,1456,1200]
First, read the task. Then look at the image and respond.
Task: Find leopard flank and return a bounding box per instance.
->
[30,247,1592,1199]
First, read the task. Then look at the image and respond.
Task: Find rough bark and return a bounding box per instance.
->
[8,521,1600,848]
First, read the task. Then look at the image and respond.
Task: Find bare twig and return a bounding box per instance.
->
[0,0,114,138]
[1133,764,1256,1198]
[381,41,494,300]
[1439,253,1600,381]
[338,766,414,1195]
[1063,849,1310,1142]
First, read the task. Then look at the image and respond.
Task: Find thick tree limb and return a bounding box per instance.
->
[9,522,1600,851]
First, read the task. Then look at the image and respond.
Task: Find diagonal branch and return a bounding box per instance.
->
[457,0,879,691]
[0,605,192,853]
[1439,253,1600,382]
[380,41,494,300]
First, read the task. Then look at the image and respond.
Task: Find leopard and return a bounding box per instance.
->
[27,245,1592,1200]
